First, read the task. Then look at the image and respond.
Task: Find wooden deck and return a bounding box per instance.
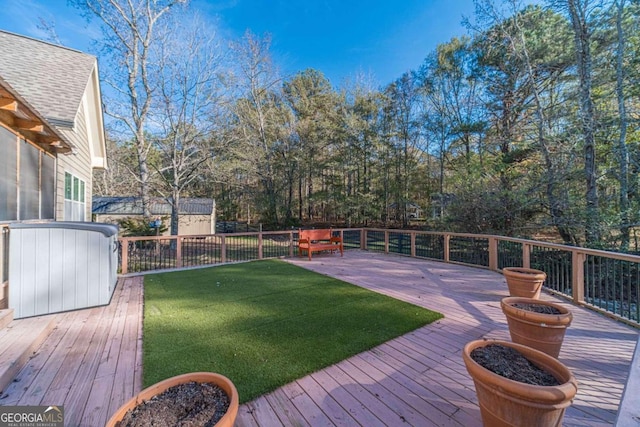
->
[1,250,638,426]
[0,276,143,427]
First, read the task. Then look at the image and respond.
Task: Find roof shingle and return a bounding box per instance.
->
[0,30,96,127]
[92,197,215,215]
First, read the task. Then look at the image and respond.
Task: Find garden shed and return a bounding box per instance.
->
[92,196,216,236]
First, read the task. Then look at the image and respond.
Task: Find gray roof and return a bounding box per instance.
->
[0,75,72,151]
[92,197,215,215]
[0,31,97,127]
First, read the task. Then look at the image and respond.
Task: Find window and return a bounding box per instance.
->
[64,172,86,221]
[0,127,55,221]
[65,172,72,200]
[41,154,55,219]
[19,140,40,220]
[0,127,17,220]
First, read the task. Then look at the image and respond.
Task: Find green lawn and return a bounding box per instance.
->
[143,259,443,403]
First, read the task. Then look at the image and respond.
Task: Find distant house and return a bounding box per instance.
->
[0,30,107,222]
[92,197,216,236]
[388,202,424,220]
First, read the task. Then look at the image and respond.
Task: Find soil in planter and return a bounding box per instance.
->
[118,381,230,427]
[512,303,562,315]
[471,344,561,386]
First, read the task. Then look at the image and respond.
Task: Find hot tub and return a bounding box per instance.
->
[9,221,118,319]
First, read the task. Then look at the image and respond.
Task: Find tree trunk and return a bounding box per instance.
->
[135,130,152,219]
[298,174,303,220]
[615,0,630,250]
[567,0,600,245]
[170,193,179,236]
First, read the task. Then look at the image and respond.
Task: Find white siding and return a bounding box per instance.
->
[56,105,93,221]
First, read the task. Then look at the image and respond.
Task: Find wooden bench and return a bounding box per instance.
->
[298,229,343,261]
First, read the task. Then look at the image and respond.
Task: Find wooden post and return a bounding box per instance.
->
[410,232,416,257]
[444,234,450,263]
[523,243,531,268]
[221,236,226,264]
[572,250,586,303]
[384,230,389,254]
[489,237,498,271]
[176,236,182,268]
[289,231,294,257]
[362,229,367,250]
[258,232,263,259]
[120,238,129,274]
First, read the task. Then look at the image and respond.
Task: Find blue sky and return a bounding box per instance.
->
[1,0,483,86]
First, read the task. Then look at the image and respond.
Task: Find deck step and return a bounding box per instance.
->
[0,309,13,330]
[0,314,56,394]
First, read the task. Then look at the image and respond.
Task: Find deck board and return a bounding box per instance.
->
[1,250,637,426]
[10,310,91,406]
[323,364,409,427]
[0,277,144,427]
[80,277,132,427]
[309,369,385,427]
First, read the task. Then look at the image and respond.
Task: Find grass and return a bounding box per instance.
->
[142,259,443,403]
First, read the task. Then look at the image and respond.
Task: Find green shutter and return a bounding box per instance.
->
[65,173,72,200]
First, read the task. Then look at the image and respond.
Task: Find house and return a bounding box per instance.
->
[92,197,216,236]
[0,30,107,223]
[388,202,424,220]
[0,31,107,311]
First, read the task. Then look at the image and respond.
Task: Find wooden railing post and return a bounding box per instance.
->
[258,232,263,259]
[176,236,182,268]
[444,234,450,263]
[221,236,226,264]
[489,237,498,271]
[572,250,586,303]
[289,231,294,257]
[384,230,389,254]
[120,238,129,275]
[523,243,531,268]
[411,232,416,258]
[362,229,367,250]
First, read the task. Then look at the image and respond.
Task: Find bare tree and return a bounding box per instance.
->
[36,18,63,45]
[152,13,226,235]
[93,135,140,196]
[74,0,186,219]
[229,31,284,225]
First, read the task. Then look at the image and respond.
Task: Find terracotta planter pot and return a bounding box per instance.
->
[106,372,239,427]
[501,297,573,358]
[463,339,578,427]
[502,267,547,299]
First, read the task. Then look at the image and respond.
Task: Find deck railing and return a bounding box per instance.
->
[118,228,640,327]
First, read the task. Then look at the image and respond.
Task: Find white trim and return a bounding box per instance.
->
[82,64,107,170]
[64,171,86,221]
